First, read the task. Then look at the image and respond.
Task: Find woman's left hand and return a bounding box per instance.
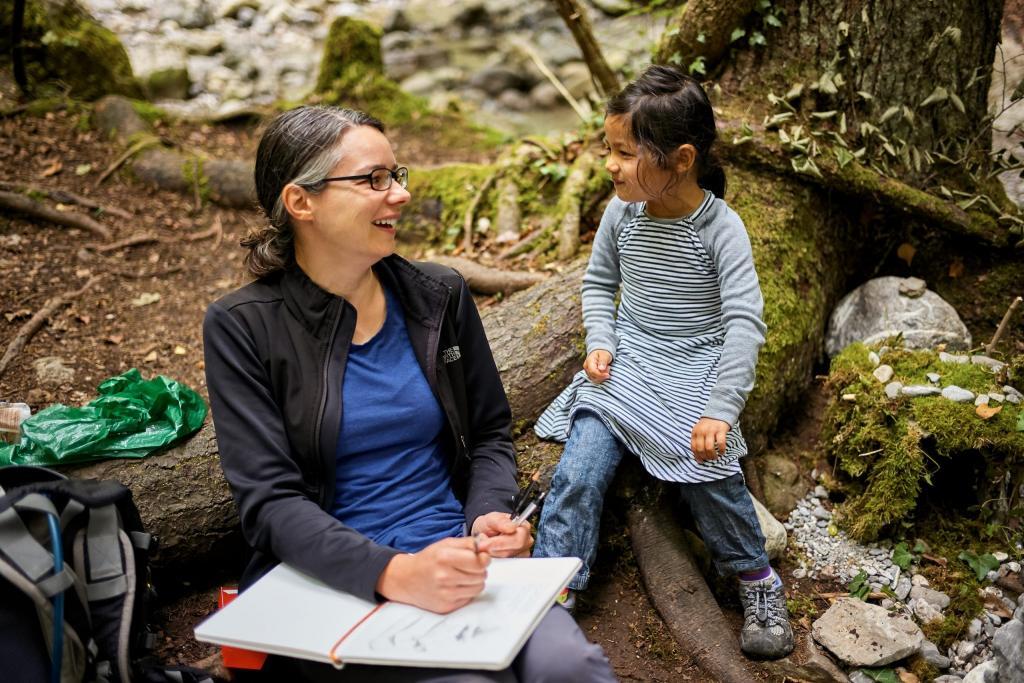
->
[691,417,731,462]
[471,512,534,558]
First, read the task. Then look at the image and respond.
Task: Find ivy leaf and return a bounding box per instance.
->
[784,83,804,101]
[958,551,1000,581]
[892,542,913,571]
[696,32,706,44]
[840,112,847,134]
[818,72,838,95]
[834,146,855,169]
[811,110,837,119]
[921,86,949,107]
[847,570,870,600]
[731,27,747,43]
[949,91,966,114]
[750,31,767,46]
[859,669,900,683]
[857,90,874,101]
[688,56,707,76]
[765,13,783,28]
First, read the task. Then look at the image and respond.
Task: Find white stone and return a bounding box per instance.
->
[1007,561,1021,574]
[868,351,881,367]
[1007,393,1021,405]
[940,351,970,364]
[811,598,924,667]
[970,355,1006,372]
[911,585,951,610]
[873,364,894,383]
[993,551,1009,562]
[963,659,998,683]
[942,385,975,402]
[988,393,1005,403]
[975,395,991,407]
[751,493,787,561]
[914,598,945,624]
[885,381,903,399]
[927,372,942,383]
[903,385,942,397]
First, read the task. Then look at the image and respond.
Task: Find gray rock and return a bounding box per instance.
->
[868,351,881,366]
[885,381,903,398]
[899,276,928,297]
[826,277,971,356]
[848,672,875,683]
[589,0,633,16]
[1007,561,1021,574]
[968,618,984,641]
[933,677,964,683]
[942,386,976,402]
[812,506,831,520]
[975,394,991,407]
[895,577,912,601]
[902,385,942,397]
[921,639,951,669]
[940,351,971,364]
[994,619,1024,681]
[955,640,976,659]
[911,585,952,609]
[963,659,998,683]
[912,573,930,586]
[873,364,894,383]
[751,493,787,561]
[988,393,1005,403]
[468,65,532,96]
[811,597,923,667]
[913,598,945,624]
[1008,393,1022,404]
[927,372,942,383]
[971,355,1006,372]
[33,357,75,386]
[813,485,828,499]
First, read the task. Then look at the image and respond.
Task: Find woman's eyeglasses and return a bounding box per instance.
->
[320,167,409,191]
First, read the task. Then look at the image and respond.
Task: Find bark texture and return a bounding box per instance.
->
[655,0,760,71]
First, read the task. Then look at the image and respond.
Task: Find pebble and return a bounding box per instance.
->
[902,385,941,397]
[939,351,970,364]
[975,394,990,407]
[921,639,951,669]
[813,485,828,499]
[872,364,894,383]
[812,506,831,520]
[895,577,912,601]
[868,351,881,367]
[1007,393,1021,404]
[970,355,1005,372]
[988,392,1004,403]
[927,372,941,383]
[941,385,975,402]
[993,551,1009,562]
[1007,561,1020,574]
[956,640,976,659]
[912,574,930,587]
[933,676,963,683]
[885,381,903,399]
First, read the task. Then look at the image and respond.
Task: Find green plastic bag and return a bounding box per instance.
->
[0,368,207,467]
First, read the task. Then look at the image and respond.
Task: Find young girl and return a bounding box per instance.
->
[533,65,793,659]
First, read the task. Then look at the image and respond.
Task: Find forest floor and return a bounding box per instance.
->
[1,96,885,682]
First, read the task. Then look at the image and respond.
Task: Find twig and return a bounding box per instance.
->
[90,232,162,253]
[0,103,32,118]
[462,172,499,256]
[0,190,111,240]
[498,226,546,260]
[0,180,132,220]
[0,275,103,379]
[96,136,159,187]
[986,296,1022,354]
[509,37,589,121]
[111,265,183,279]
[183,213,223,249]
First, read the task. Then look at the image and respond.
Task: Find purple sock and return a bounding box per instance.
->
[738,567,773,583]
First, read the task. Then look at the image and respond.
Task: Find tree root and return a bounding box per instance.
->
[720,128,1011,247]
[430,256,547,295]
[628,497,756,683]
[0,180,132,220]
[493,176,522,244]
[556,150,598,260]
[462,171,499,255]
[0,275,103,379]
[95,135,161,187]
[655,0,759,70]
[0,190,112,240]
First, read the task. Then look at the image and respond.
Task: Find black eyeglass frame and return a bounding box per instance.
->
[318,166,409,191]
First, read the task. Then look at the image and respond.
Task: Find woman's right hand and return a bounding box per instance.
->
[375,537,490,613]
[583,349,613,383]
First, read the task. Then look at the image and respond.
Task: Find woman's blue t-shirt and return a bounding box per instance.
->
[331,285,465,553]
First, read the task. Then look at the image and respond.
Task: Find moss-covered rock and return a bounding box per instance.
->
[143,67,190,101]
[401,163,497,246]
[1,0,140,100]
[824,342,1024,540]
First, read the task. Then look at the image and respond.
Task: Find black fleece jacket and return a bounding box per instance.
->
[202,255,519,601]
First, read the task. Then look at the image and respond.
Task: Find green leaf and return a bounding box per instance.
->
[949,91,965,114]
[811,110,837,119]
[883,142,897,157]
[958,551,1000,581]
[784,83,804,101]
[847,570,870,599]
[840,112,847,134]
[859,668,900,683]
[892,542,913,571]
[750,31,767,46]
[818,72,838,95]
[765,13,782,28]
[857,90,874,101]
[833,146,854,169]
[667,51,684,66]
[688,56,706,76]
[731,27,747,43]
[921,86,949,107]
[696,32,706,44]
[879,106,900,125]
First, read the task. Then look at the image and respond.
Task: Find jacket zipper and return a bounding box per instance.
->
[431,287,468,463]
[313,308,343,506]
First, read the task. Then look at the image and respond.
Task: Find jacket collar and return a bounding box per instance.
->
[278,254,450,339]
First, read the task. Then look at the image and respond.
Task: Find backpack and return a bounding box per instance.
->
[0,466,215,683]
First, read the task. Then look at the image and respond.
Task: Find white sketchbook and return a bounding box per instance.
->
[194,556,581,671]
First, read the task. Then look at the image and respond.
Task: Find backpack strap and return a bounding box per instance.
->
[0,493,77,596]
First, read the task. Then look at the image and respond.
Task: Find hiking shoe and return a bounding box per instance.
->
[738,576,794,659]
[555,587,576,613]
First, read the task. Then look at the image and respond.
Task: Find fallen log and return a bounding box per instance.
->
[0,190,112,240]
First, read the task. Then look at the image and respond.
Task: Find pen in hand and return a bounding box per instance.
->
[511,489,547,526]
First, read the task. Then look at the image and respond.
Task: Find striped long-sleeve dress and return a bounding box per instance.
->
[534,191,767,484]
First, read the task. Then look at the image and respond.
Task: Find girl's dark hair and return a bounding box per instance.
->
[243,106,385,278]
[606,64,725,199]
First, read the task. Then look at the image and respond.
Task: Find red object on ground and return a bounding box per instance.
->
[217,587,269,670]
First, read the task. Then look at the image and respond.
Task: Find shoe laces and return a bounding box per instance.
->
[743,581,786,628]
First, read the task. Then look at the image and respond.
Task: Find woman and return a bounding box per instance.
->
[202,105,617,682]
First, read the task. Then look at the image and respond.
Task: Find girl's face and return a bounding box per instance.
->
[300,126,411,264]
[603,114,674,204]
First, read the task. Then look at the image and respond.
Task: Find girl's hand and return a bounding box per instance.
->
[583,349,613,383]
[471,512,533,558]
[375,537,490,613]
[691,418,730,462]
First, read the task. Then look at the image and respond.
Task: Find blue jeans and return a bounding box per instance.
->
[534,411,769,589]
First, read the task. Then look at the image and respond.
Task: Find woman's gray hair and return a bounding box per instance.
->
[242,106,384,278]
